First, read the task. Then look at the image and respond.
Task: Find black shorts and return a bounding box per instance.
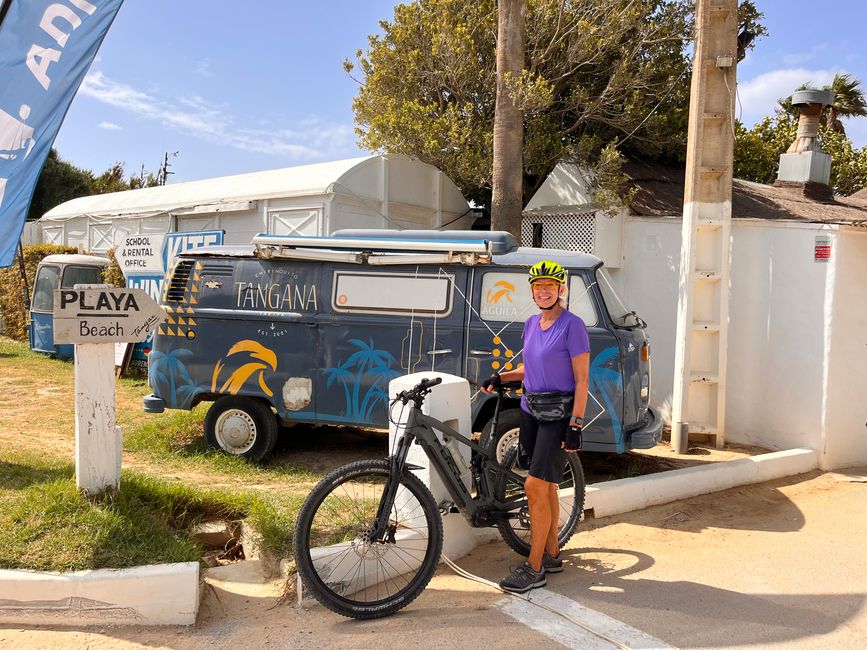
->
[518,409,569,484]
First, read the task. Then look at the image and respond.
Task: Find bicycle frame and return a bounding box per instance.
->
[370,401,527,541]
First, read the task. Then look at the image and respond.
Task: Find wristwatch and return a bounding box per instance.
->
[570,415,584,426]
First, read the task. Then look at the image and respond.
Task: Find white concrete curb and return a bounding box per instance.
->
[584,447,819,519]
[0,561,200,626]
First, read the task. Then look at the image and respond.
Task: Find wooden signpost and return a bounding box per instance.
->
[53,285,166,496]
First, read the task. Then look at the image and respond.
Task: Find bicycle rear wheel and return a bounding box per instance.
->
[293,459,443,619]
[494,447,585,556]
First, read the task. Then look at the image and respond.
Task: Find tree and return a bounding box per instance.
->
[824,73,867,135]
[346,0,766,213]
[734,111,867,196]
[26,149,93,221]
[491,0,525,234]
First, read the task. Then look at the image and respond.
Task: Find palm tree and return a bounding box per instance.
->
[823,73,867,135]
[491,0,525,237]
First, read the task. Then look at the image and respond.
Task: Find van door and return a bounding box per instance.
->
[29,263,61,354]
[468,268,626,453]
[317,265,468,428]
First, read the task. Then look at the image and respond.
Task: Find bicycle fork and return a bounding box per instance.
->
[367,430,417,543]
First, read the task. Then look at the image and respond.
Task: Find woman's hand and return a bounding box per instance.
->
[563,422,582,452]
[480,374,502,394]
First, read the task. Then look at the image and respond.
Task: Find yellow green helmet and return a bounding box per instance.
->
[528,260,566,284]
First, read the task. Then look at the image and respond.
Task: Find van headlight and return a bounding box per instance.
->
[640,373,649,401]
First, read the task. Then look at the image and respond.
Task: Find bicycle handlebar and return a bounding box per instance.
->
[395,376,443,405]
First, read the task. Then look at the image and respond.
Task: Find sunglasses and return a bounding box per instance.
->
[531,281,560,291]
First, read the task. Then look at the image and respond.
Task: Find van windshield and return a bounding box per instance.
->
[32,265,60,312]
[596,267,640,328]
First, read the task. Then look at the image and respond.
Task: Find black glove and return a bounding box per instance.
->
[481,374,502,392]
[564,423,582,451]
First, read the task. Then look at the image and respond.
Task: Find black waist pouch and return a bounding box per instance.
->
[525,391,573,422]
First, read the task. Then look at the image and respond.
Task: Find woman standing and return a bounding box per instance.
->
[482,260,590,593]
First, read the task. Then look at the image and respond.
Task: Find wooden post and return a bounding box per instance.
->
[74,342,122,496]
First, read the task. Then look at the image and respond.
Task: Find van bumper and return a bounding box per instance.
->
[143,394,166,414]
[626,406,663,450]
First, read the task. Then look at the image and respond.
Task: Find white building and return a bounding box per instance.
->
[37,154,473,252]
[523,160,867,470]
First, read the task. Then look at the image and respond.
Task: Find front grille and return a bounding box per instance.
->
[166,260,194,301]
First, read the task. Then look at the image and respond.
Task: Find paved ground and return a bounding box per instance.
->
[2,468,865,649]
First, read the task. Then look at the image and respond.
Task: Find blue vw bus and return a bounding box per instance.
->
[143,230,661,461]
[29,254,109,358]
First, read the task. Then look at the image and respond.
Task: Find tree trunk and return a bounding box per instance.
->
[491,0,525,237]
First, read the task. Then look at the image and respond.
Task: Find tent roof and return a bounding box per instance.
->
[41,155,378,221]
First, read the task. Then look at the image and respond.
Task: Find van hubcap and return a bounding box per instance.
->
[496,428,520,464]
[215,409,257,454]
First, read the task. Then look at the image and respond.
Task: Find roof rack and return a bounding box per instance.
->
[252,232,507,265]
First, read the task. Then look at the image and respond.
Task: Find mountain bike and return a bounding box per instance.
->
[293,376,586,619]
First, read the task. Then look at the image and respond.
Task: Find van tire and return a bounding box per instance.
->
[479,408,522,465]
[204,397,278,462]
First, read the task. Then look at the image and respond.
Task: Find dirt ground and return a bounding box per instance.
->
[3,469,865,649]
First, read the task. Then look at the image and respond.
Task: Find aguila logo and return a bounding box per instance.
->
[486,280,515,304]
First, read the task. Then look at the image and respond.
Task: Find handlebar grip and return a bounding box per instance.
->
[419,376,443,389]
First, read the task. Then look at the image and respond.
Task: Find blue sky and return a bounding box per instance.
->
[53,1,867,184]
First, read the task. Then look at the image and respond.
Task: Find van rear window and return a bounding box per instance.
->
[332,271,453,316]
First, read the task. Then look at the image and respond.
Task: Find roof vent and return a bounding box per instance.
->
[776,89,835,191]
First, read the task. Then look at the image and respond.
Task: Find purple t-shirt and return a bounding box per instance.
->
[520,310,590,413]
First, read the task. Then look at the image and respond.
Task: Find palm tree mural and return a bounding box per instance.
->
[323,338,401,422]
[588,346,623,435]
[149,348,199,409]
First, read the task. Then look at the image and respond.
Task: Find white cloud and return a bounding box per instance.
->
[737,68,838,126]
[98,121,122,131]
[194,58,215,78]
[79,71,356,161]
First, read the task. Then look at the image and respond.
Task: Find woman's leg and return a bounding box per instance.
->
[546,481,560,557]
[524,475,553,572]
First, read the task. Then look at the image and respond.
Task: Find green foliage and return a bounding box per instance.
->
[347,1,766,210]
[0,244,78,341]
[26,149,93,222]
[734,111,867,195]
[102,246,127,287]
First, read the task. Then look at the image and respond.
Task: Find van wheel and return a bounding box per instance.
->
[479,408,522,465]
[204,397,278,462]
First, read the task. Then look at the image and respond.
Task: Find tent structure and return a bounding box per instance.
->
[37,154,473,252]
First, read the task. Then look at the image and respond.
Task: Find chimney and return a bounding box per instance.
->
[775,89,835,200]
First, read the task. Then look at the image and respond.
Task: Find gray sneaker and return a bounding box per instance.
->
[542,552,563,573]
[499,562,546,593]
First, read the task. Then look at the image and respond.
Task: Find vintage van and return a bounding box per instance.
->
[29,254,109,358]
[143,230,662,461]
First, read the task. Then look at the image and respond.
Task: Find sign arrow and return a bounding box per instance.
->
[53,287,167,344]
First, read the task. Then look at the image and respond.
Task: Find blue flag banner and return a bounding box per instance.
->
[0,0,124,267]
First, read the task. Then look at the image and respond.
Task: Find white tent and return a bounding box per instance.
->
[38,154,473,252]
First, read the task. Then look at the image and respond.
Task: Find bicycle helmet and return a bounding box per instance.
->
[528,260,566,284]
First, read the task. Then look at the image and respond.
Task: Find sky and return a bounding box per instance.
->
[52,1,867,184]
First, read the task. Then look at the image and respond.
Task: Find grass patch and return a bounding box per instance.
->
[0,455,298,572]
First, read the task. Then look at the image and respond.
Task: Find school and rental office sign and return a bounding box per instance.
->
[0,0,125,267]
[53,287,165,344]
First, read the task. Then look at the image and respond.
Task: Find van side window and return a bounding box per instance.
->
[62,265,103,289]
[479,272,598,327]
[32,265,60,311]
[479,272,536,323]
[332,271,453,316]
[568,275,598,327]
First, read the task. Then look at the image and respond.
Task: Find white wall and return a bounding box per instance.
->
[613,216,864,466]
[823,229,867,469]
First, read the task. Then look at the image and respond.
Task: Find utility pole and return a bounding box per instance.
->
[671,0,738,452]
[158,151,179,186]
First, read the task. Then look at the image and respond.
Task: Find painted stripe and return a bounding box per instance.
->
[494,589,674,650]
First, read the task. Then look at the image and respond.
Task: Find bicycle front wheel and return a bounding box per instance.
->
[293,459,443,619]
[494,447,585,557]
